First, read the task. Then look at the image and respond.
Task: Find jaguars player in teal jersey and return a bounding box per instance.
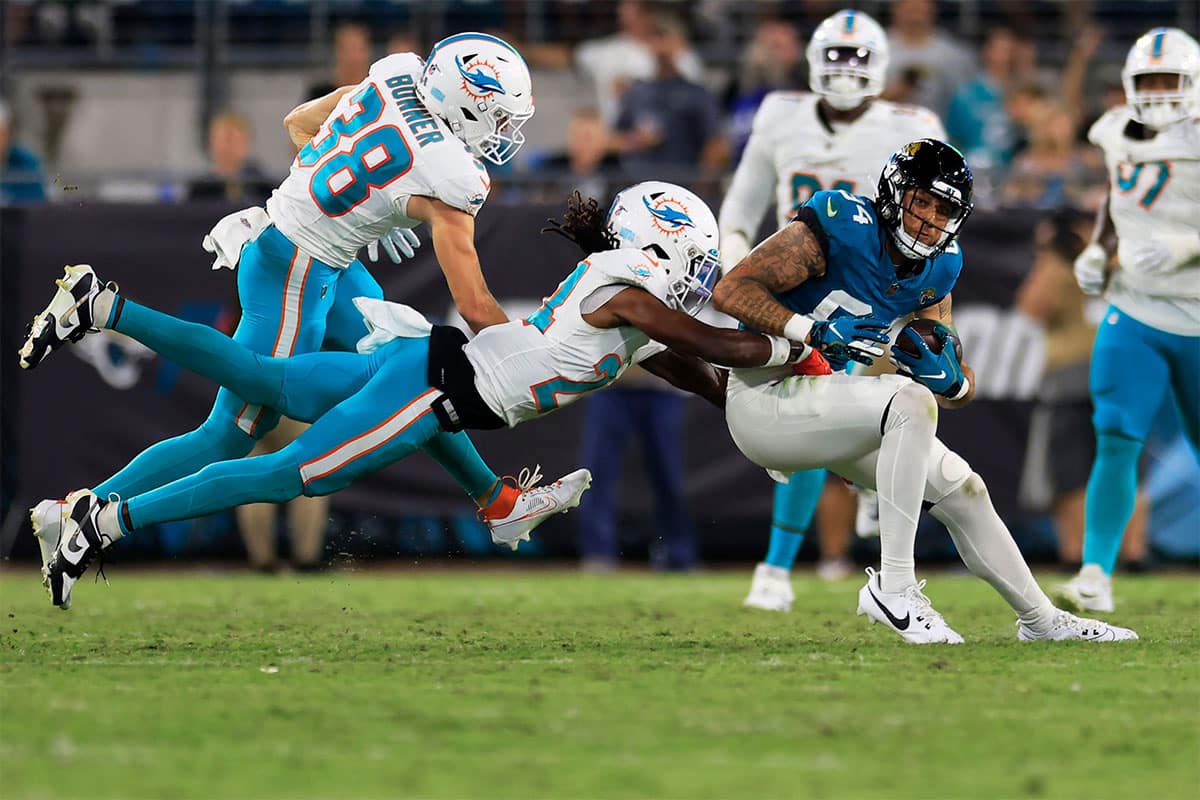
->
[716,139,1137,642]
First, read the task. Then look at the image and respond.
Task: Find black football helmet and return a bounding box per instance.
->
[876,139,974,260]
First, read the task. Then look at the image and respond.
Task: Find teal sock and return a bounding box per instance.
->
[1081,433,1142,575]
[764,469,824,570]
[422,430,500,501]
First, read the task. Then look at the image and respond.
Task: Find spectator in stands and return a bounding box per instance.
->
[883,0,974,117]
[539,107,623,201]
[0,99,48,203]
[575,0,703,127]
[614,10,726,179]
[1002,100,1100,210]
[305,21,373,101]
[726,18,802,162]
[944,26,1023,179]
[1016,210,1146,569]
[188,112,272,205]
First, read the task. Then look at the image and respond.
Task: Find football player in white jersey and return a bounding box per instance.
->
[20,33,552,580]
[718,9,946,610]
[1057,28,1200,613]
[26,183,824,610]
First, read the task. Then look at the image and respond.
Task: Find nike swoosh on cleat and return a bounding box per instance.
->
[65,531,86,556]
[867,585,910,630]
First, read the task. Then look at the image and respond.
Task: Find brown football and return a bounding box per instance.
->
[896,318,963,360]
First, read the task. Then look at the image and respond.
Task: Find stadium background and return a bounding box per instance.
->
[1,0,1198,568]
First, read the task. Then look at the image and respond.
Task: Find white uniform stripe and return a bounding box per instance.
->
[299,389,438,485]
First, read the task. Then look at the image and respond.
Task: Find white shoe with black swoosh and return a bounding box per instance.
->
[856,568,964,644]
[485,466,592,551]
[19,264,115,370]
[1017,610,1138,642]
[45,490,113,610]
[30,498,69,590]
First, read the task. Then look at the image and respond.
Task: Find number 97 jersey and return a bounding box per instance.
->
[267,53,492,269]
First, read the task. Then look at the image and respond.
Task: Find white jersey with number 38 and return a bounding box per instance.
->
[1089,107,1200,334]
[267,53,492,269]
[721,92,946,235]
[466,249,671,427]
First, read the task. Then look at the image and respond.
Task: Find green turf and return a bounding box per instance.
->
[1,569,1197,800]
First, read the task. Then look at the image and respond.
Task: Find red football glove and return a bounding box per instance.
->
[792,349,833,376]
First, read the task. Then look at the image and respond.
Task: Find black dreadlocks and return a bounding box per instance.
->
[540,190,620,255]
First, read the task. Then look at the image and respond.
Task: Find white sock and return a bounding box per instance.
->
[97,499,126,546]
[877,384,937,593]
[93,288,116,329]
[929,476,1057,632]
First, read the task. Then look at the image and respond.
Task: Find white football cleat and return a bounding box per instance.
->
[19,264,114,369]
[30,498,69,589]
[743,562,794,611]
[856,568,964,644]
[46,490,115,610]
[854,488,880,539]
[1018,610,1138,642]
[485,466,592,550]
[1054,564,1115,613]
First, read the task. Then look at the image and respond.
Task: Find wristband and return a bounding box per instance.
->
[949,376,971,401]
[783,314,814,343]
[762,335,793,367]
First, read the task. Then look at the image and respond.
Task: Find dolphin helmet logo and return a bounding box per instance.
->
[456,55,506,98]
[643,195,695,236]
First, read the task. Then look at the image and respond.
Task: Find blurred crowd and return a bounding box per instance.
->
[2,0,1190,210]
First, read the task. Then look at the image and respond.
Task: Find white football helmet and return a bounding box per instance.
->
[606,182,722,316]
[417,32,535,165]
[807,9,889,111]
[1122,27,1200,129]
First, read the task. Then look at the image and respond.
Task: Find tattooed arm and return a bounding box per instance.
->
[712,217,828,337]
[915,293,976,408]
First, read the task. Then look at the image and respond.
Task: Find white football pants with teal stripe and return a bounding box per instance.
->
[90,224,494,504]
[101,295,498,530]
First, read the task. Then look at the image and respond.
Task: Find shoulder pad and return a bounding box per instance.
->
[586,249,672,300]
[369,53,424,82]
[431,158,491,216]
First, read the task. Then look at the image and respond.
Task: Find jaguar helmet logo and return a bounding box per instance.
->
[456,55,506,99]
[642,195,695,237]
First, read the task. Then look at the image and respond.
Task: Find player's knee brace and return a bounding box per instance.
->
[924,444,974,505]
[930,471,987,516]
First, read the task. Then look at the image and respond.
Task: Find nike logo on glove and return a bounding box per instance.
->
[826,197,838,217]
[916,370,946,380]
[868,585,911,630]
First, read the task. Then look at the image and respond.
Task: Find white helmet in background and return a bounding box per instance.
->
[806,9,889,111]
[417,32,535,164]
[1122,27,1200,129]
[606,182,722,316]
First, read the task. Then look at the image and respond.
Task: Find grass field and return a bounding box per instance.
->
[0,568,1197,799]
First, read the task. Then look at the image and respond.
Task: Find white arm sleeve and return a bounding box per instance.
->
[718,125,775,269]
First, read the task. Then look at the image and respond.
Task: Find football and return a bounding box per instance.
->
[896,317,963,360]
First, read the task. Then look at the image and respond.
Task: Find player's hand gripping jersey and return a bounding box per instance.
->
[465,249,673,427]
[268,53,491,269]
[1088,106,1200,334]
[777,189,962,329]
[723,93,946,233]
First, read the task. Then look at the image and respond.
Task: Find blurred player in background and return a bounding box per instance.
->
[716,138,1136,643]
[1058,28,1200,613]
[28,184,827,609]
[21,33,548,579]
[718,9,946,609]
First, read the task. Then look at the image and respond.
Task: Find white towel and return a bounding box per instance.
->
[201,206,272,270]
[353,297,434,354]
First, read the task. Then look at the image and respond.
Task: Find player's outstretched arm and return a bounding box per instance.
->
[712,219,827,337]
[283,85,356,149]
[640,350,728,409]
[914,293,976,409]
[407,196,508,333]
[590,286,804,369]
